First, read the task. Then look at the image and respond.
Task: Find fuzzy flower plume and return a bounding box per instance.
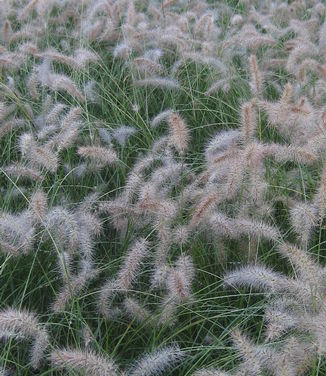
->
[0,308,48,369]
[167,112,190,154]
[50,348,118,376]
[128,344,185,376]
[116,238,150,290]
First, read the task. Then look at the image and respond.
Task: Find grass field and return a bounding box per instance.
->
[1,0,326,375]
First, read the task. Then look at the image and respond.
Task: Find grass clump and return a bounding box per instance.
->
[1,0,326,375]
